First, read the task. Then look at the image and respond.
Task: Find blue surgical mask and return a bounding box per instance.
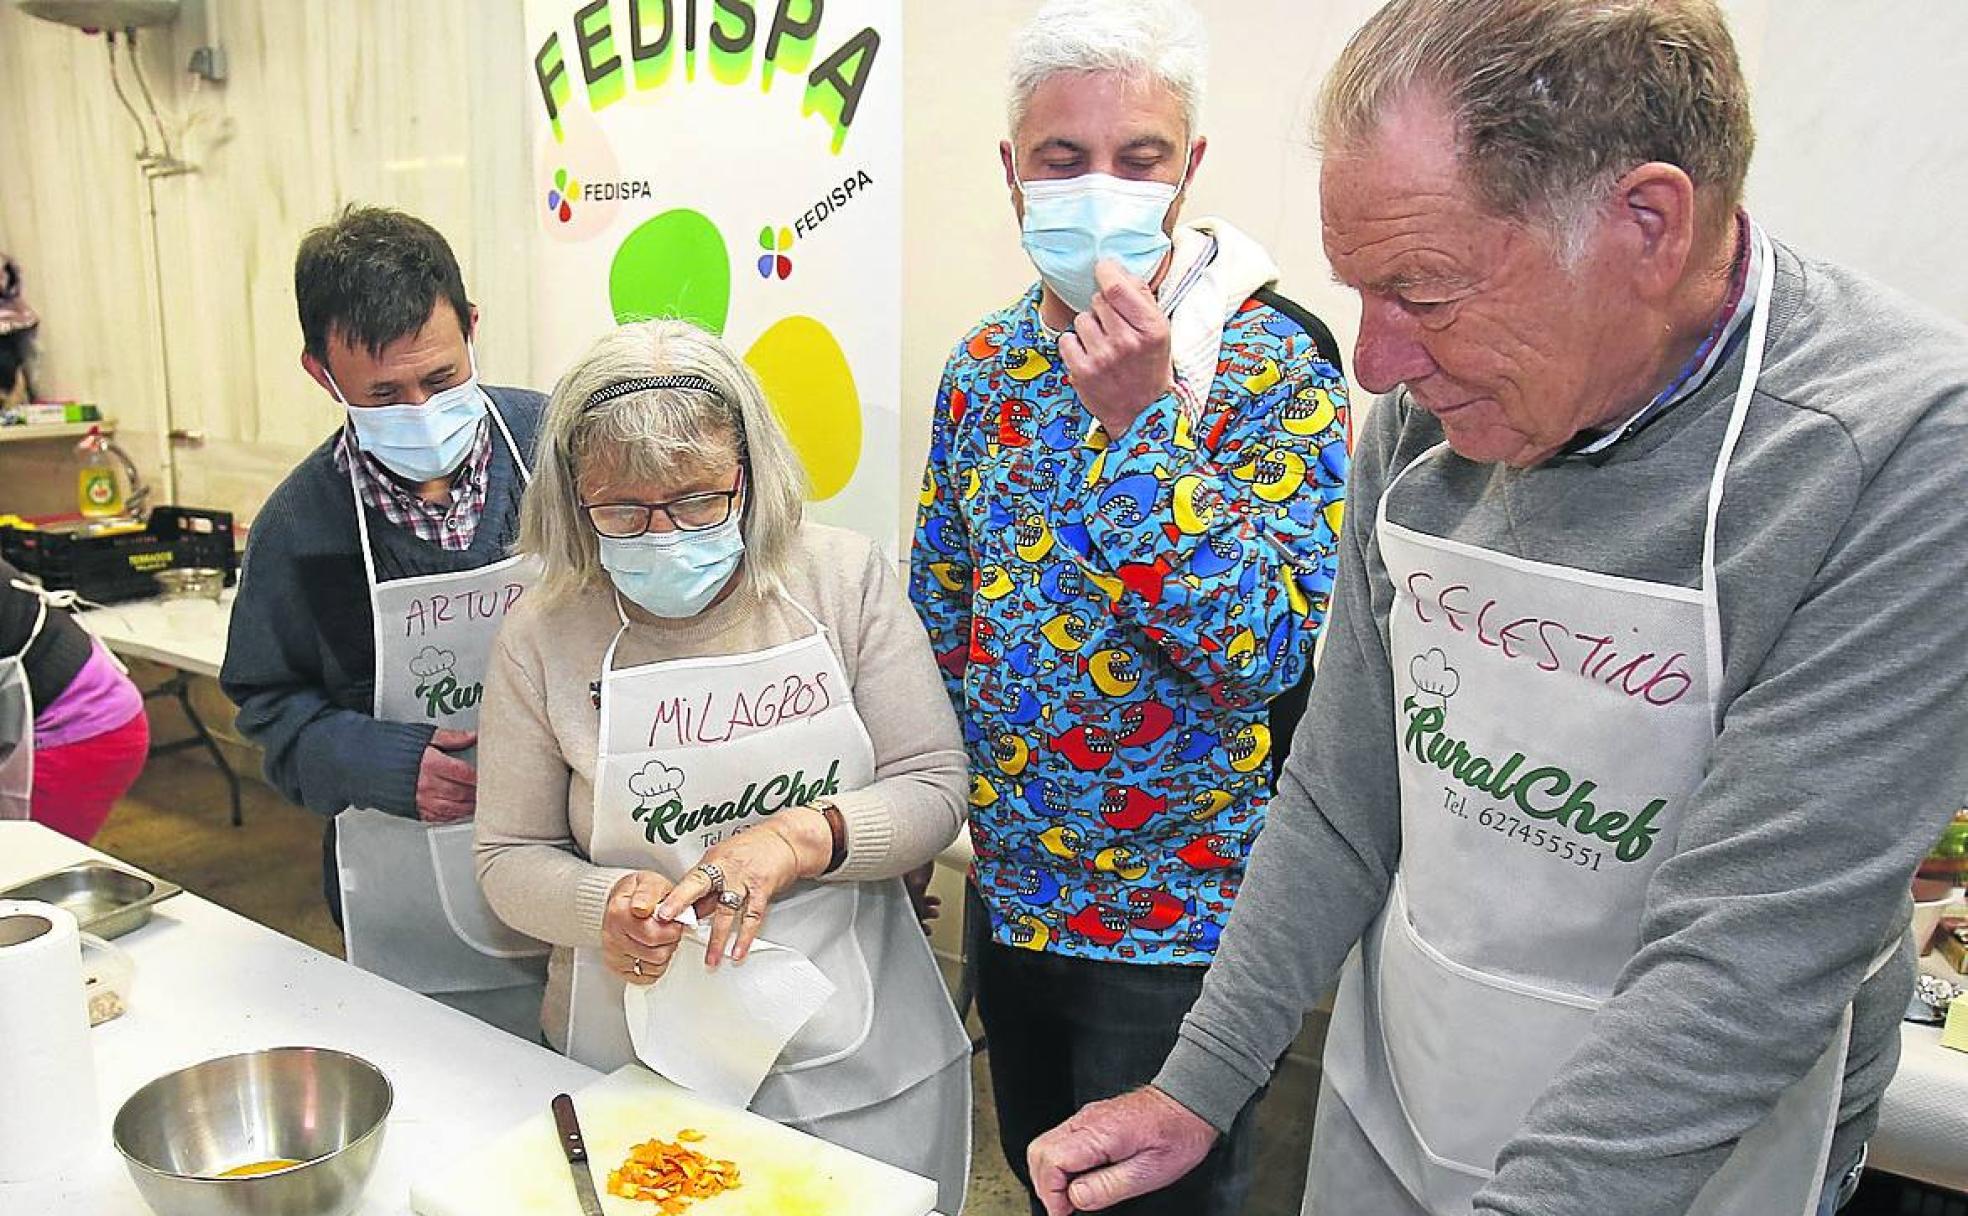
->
[599,515,746,619]
[330,350,489,483]
[1018,170,1182,314]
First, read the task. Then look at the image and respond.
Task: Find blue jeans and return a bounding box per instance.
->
[1819,1148,1866,1215]
[967,885,1263,1216]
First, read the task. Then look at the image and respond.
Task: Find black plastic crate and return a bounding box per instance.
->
[0,507,236,604]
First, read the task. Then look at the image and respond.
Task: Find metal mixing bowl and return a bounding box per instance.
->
[153,567,226,602]
[112,1047,392,1216]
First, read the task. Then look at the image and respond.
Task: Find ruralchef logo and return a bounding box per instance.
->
[627,757,843,846]
[1400,649,1667,864]
[757,226,794,280]
[629,761,688,844]
[410,646,481,719]
[545,166,653,223]
[1409,647,1459,709]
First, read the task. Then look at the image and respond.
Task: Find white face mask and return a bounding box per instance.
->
[599,515,747,619]
[1017,156,1187,314]
[328,347,488,483]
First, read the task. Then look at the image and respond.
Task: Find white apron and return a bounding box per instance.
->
[335,400,548,1036]
[566,593,969,1207]
[0,595,46,820]
[1317,232,1887,1214]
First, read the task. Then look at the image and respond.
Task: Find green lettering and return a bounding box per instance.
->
[629,0,676,91]
[1546,779,1598,830]
[1404,704,1445,763]
[1512,767,1571,818]
[802,25,879,153]
[1486,752,1525,801]
[534,33,570,142]
[760,773,792,811]
[575,0,625,110]
[709,0,756,86]
[1455,752,1493,789]
[1426,734,1458,769]
[762,0,822,90]
[637,798,686,845]
[1613,799,1666,862]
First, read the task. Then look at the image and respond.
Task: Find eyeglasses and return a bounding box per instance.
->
[581,475,742,538]
[582,489,739,538]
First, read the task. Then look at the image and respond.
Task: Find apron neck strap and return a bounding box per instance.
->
[4,584,48,663]
[484,395,532,485]
[1698,224,1777,725]
[599,591,633,677]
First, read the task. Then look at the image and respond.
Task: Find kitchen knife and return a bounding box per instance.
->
[550,1092,606,1216]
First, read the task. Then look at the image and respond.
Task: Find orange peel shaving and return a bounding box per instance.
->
[606,1131,741,1213]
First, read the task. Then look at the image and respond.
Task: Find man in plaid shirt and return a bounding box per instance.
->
[221,206,545,926]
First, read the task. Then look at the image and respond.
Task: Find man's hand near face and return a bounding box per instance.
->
[1060,260,1175,439]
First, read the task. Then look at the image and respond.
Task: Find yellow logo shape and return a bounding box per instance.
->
[743,316,861,501]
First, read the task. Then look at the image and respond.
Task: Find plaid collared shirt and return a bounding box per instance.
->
[332,417,493,552]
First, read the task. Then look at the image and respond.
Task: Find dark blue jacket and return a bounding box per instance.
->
[220,386,543,821]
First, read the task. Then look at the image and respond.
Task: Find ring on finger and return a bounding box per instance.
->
[694,861,726,893]
[632,959,645,977]
[716,888,746,912]
[741,906,765,921]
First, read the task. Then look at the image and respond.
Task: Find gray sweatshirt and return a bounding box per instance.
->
[1154,240,1968,1214]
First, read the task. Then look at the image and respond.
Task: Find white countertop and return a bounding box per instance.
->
[73,590,234,678]
[4,821,1954,1205]
[0,822,600,1215]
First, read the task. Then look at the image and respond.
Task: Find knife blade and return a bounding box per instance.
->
[550,1092,606,1216]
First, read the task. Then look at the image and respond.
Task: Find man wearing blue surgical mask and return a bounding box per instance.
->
[221,205,550,1039]
[907,2,1353,1213]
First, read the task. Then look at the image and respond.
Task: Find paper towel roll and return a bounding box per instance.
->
[0,899,98,1182]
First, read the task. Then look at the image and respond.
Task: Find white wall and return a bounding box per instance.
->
[1,1,1962,530]
[0,0,532,521]
[1726,0,1968,325]
[900,0,1968,544]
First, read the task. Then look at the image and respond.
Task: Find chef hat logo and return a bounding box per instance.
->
[1409,648,1460,709]
[409,647,457,680]
[629,761,685,801]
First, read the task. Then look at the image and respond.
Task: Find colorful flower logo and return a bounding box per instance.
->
[756,226,794,280]
[547,168,581,223]
[610,211,862,501]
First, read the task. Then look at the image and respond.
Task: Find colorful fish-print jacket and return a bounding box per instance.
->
[910,283,1350,964]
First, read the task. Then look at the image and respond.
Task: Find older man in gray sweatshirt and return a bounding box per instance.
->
[1025,2,1968,1215]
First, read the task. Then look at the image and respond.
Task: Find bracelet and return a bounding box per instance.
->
[813,798,848,875]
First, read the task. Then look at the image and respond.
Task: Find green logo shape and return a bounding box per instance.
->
[608,209,731,335]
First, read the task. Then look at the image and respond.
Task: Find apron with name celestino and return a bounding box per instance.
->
[335,398,549,1038]
[566,592,968,1131]
[1318,230,1894,1215]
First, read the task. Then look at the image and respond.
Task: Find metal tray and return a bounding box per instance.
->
[0,860,182,939]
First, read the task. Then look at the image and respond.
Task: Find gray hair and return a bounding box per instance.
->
[520,319,807,606]
[1006,0,1208,142]
[1319,0,1754,259]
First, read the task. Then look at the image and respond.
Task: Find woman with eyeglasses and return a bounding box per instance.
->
[472,319,971,1208]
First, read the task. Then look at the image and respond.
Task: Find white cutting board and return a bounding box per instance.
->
[409,1065,937,1216]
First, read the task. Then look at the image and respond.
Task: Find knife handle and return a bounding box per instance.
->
[551,1092,590,1163]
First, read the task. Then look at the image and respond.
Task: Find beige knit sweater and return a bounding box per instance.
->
[474,523,967,1040]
